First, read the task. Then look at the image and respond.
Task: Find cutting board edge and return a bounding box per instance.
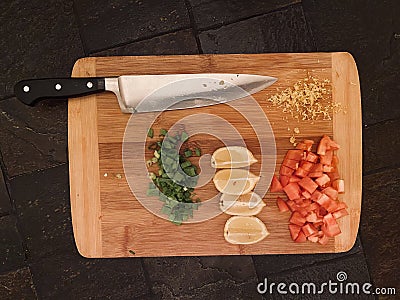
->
[69,57,103,258]
[331,52,362,253]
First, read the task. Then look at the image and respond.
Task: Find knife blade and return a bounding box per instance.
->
[14,74,277,113]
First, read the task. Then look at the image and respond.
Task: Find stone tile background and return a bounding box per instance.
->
[0,0,399,299]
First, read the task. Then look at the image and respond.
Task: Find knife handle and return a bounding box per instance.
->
[14,77,106,106]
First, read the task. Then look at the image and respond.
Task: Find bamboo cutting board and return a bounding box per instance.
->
[68,53,362,258]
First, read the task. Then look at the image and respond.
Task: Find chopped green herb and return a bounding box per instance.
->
[147,128,154,138]
[184,149,192,157]
[195,148,201,156]
[146,130,202,225]
[128,249,136,255]
[160,128,168,136]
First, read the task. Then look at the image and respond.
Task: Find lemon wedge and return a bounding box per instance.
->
[211,146,257,168]
[213,169,260,195]
[224,216,269,244]
[220,192,265,216]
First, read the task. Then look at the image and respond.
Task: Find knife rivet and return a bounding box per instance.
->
[23,85,30,92]
[55,83,62,90]
[86,81,93,89]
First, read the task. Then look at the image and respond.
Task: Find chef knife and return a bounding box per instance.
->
[14,74,277,113]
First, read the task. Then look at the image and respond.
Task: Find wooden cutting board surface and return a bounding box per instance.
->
[68,53,361,258]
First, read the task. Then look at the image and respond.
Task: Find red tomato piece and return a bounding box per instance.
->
[322,187,338,200]
[306,211,318,223]
[296,142,308,151]
[290,211,306,226]
[280,175,290,187]
[300,161,315,172]
[335,201,348,211]
[289,176,301,183]
[286,200,296,212]
[317,206,328,218]
[276,197,289,212]
[313,221,323,228]
[311,163,323,172]
[306,152,319,163]
[285,150,304,161]
[315,174,330,187]
[309,202,320,211]
[289,224,301,241]
[283,182,302,200]
[317,135,332,155]
[320,150,333,166]
[294,167,309,178]
[333,209,349,219]
[308,236,319,243]
[316,193,330,207]
[303,140,314,151]
[332,179,345,193]
[325,200,339,212]
[311,190,322,202]
[298,177,318,194]
[329,140,340,150]
[323,165,334,172]
[283,158,299,170]
[302,190,312,199]
[280,165,295,176]
[295,230,307,243]
[302,223,318,237]
[322,213,341,237]
[318,234,330,245]
[270,175,283,192]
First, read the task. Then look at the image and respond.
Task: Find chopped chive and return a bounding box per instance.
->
[181,131,189,142]
[160,128,168,136]
[184,149,192,157]
[180,160,192,169]
[129,249,136,255]
[147,128,154,138]
[195,148,201,156]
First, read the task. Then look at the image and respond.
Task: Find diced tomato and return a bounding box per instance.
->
[322,187,338,200]
[318,234,330,245]
[316,193,330,207]
[332,179,345,193]
[302,190,311,199]
[305,152,319,163]
[285,150,304,161]
[295,142,308,151]
[276,197,289,212]
[327,170,340,182]
[299,199,312,208]
[306,211,318,222]
[270,175,283,192]
[317,206,328,218]
[317,135,332,155]
[300,161,315,172]
[280,165,295,176]
[289,176,301,183]
[294,198,304,205]
[303,140,314,151]
[294,230,307,243]
[280,175,290,187]
[325,200,339,212]
[309,202,320,211]
[315,174,330,187]
[323,165,334,172]
[294,167,309,178]
[309,171,324,178]
[283,158,299,170]
[298,177,318,194]
[311,190,322,202]
[322,213,341,237]
[296,206,309,217]
[289,224,301,241]
[302,223,318,237]
[333,209,349,219]
[290,211,306,226]
[320,150,333,165]
[311,163,323,173]
[332,155,339,166]
[283,182,302,200]
[286,200,296,212]
[329,140,340,150]
[335,201,348,211]
[308,235,319,243]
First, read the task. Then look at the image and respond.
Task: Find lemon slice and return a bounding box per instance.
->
[213,169,260,195]
[224,216,269,244]
[220,192,265,216]
[211,146,257,168]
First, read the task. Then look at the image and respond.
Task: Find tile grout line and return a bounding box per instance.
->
[300,3,319,51]
[363,117,400,129]
[139,258,157,298]
[88,26,192,55]
[0,149,31,263]
[71,0,90,56]
[183,0,203,54]
[362,164,400,177]
[196,2,303,34]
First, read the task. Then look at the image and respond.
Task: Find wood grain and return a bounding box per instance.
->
[68,53,362,258]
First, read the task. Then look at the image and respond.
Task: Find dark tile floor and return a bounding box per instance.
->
[0,1,399,299]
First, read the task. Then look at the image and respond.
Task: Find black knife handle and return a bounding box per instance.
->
[14,77,106,106]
